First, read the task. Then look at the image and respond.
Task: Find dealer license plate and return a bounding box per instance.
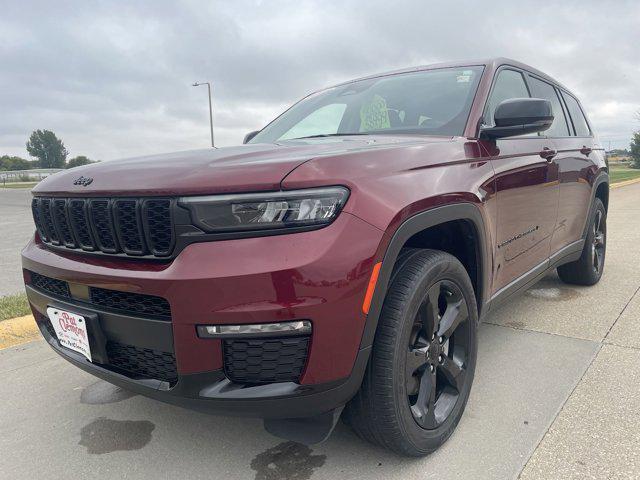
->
[47,307,92,362]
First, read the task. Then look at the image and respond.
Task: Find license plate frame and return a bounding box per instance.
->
[47,306,92,362]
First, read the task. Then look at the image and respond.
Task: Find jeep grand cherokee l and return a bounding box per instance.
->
[23,58,608,456]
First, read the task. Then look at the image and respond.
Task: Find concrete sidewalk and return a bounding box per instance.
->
[0,183,638,479]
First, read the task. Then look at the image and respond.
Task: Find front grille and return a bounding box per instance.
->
[106,341,178,386]
[223,336,310,384]
[30,271,71,298]
[31,197,174,258]
[28,271,171,320]
[89,287,171,319]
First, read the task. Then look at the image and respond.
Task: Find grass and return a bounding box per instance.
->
[0,182,38,189]
[609,164,640,184]
[0,293,31,321]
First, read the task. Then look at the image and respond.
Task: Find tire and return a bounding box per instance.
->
[557,198,606,286]
[344,249,478,456]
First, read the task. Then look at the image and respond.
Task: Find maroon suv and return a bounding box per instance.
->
[22,58,608,456]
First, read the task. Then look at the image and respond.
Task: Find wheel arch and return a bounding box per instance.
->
[359,203,489,349]
[583,172,609,239]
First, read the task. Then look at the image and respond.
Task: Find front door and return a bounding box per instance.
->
[487,137,559,294]
[481,68,560,295]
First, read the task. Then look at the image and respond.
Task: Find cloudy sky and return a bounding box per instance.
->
[1,0,639,161]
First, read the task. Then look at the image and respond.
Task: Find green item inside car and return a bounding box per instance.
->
[359,94,390,132]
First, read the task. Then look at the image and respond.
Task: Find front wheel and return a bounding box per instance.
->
[344,249,478,456]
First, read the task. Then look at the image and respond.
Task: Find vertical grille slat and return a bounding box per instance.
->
[89,199,119,253]
[68,199,95,250]
[114,200,146,255]
[31,198,48,242]
[52,199,76,247]
[40,199,60,245]
[143,199,174,257]
[30,196,174,258]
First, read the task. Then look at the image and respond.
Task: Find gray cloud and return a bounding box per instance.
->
[1,0,639,160]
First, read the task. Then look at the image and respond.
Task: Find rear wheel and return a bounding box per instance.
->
[557,198,606,286]
[345,249,478,456]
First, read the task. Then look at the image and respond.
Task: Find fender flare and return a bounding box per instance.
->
[359,202,489,349]
[582,172,609,239]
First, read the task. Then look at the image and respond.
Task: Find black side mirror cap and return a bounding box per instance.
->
[480,98,553,139]
[243,130,260,144]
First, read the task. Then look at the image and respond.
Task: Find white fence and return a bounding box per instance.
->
[0,169,63,185]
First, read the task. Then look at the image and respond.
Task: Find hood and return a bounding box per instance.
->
[32,135,449,197]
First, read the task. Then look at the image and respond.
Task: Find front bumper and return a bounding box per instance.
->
[22,212,383,418]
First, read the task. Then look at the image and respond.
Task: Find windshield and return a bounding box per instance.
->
[249,66,484,143]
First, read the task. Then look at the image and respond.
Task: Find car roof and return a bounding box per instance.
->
[329,57,572,95]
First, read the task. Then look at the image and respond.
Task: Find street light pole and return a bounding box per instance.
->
[192,81,215,148]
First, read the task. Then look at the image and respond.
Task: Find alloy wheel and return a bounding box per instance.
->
[592,209,606,274]
[406,280,470,429]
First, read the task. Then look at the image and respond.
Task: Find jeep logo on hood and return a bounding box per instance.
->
[73,176,93,186]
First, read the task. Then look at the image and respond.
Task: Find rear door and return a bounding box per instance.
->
[548,90,599,254]
[524,75,578,256]
[482,68,560,295]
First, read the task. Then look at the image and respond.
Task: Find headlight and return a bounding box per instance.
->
[178,186,349,233]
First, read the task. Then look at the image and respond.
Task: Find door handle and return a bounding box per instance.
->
[580,146,592,156]
[539,147,557,162]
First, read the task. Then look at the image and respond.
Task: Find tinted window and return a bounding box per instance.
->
[527,77,570,137]
[250,66,484,143]
[485,69,530,127]
[562,93,591,137]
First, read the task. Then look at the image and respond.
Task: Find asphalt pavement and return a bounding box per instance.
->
[0,188,34,296]
[1,182,639,479]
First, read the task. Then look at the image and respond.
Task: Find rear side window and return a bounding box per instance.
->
[562,93,591,137]
[527,76,570,137]
[484,69,530,127]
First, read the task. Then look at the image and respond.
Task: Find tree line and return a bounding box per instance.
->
[632,111,640,169]
[0,130,97,171]
[631,132,640,168]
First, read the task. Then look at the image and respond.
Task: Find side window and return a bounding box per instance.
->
[527,76,570,137]
[562,93,591,137]
[280,103,347,140]
[484,69,530,127]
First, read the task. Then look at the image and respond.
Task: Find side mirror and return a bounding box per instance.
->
[480,98,553,139]
[243,130,260,144]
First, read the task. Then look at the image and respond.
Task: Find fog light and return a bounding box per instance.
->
[196,320,311,338]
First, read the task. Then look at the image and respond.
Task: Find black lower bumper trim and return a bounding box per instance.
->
[41,326,370,418]
[28,283,371,419]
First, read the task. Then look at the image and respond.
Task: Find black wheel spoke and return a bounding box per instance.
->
[406,347,428,384]
[594,232,605,247]
[411,369,437,428]
[437,297,468,340]
[418,282,441,339]
[595,211,602,233]
[439,356,465,393]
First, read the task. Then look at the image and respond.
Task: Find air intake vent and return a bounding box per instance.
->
[223,336,310,384]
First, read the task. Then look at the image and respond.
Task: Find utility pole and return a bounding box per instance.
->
[192,82,215,148]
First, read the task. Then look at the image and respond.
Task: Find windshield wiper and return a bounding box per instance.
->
[292,132,370,140]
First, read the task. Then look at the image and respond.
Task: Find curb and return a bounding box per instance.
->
[0,315,40,350]
[611,177,640,189]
